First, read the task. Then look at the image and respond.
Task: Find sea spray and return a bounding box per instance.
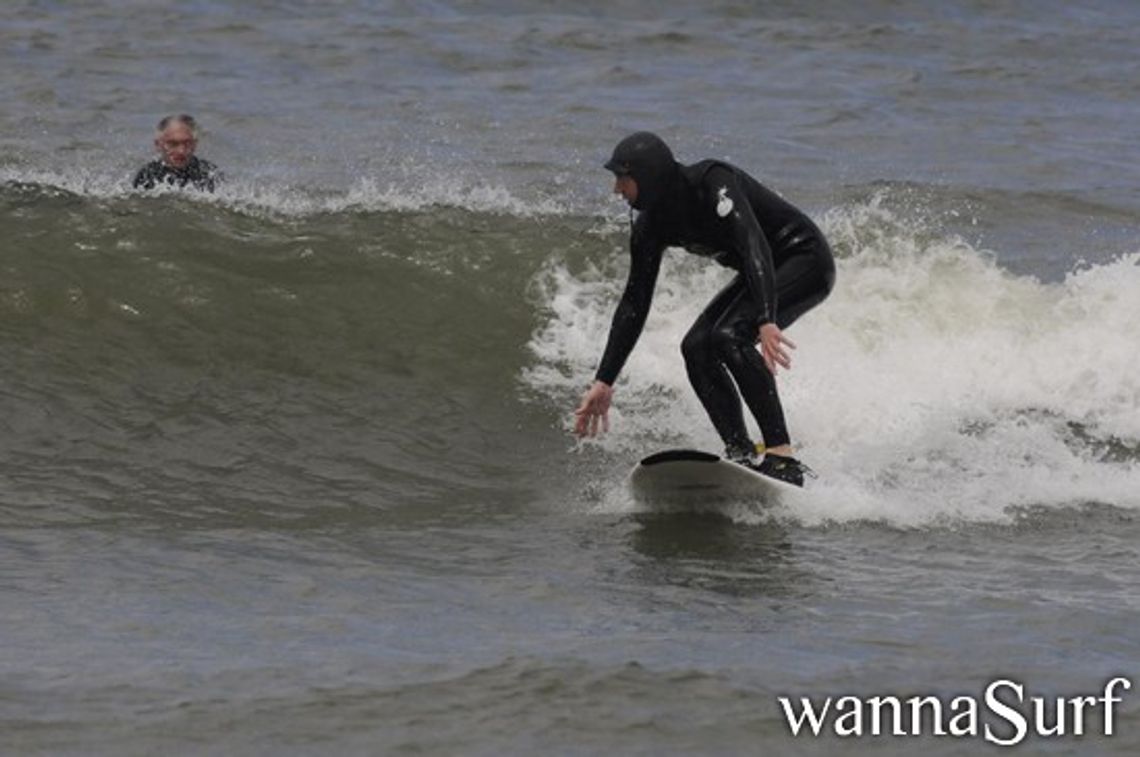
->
[525,195,1140,526]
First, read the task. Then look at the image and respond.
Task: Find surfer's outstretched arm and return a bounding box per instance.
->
[593,221,666,387]
[573,219,665,437]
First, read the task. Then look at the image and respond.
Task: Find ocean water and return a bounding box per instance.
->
[2,1,1139,754]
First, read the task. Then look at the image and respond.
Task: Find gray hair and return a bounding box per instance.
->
[156,114,198,135]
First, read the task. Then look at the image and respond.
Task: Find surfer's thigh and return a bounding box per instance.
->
[773,244,835,330]
[683,275,748,355]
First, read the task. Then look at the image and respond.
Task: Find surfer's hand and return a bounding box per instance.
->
[574,381,613,437]
[757,323,796,374]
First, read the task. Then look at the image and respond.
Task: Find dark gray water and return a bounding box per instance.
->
[2,1,1139,754]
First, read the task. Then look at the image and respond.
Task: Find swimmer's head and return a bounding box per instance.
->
[154,114,199,169]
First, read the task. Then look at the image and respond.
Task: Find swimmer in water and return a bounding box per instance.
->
[132,114,220,192]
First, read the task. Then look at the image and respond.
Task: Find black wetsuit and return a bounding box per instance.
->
[132,156,219,192]
[596,159,835,455]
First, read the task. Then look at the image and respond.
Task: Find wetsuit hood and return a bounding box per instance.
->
[604,131,681,211]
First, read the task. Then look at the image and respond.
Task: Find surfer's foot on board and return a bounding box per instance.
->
[724,442,760,467]
[756,453,815,487]
[727,446,814,488]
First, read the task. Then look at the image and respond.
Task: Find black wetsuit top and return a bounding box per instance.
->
[595,160,834,386]
[132,156,219,192]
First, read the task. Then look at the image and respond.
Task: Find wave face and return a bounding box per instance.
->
[4,180,1137,531]
[0,181,577,527]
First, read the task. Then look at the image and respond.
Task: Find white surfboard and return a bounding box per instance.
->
[628,448,800,506]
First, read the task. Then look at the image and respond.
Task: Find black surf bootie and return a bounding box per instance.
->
[754,453,814,488]
[724,443,760,467]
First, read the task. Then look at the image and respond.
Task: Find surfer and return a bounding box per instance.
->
[132,114,220,192]
[574,132,835,486]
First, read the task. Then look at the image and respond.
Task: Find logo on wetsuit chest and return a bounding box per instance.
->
[716,186,734,217]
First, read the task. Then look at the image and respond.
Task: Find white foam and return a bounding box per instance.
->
[334,176,568,217]
[0,165,568,219]
[525,195,1140,527]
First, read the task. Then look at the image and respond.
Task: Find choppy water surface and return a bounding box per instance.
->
[2,1,1139,754]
